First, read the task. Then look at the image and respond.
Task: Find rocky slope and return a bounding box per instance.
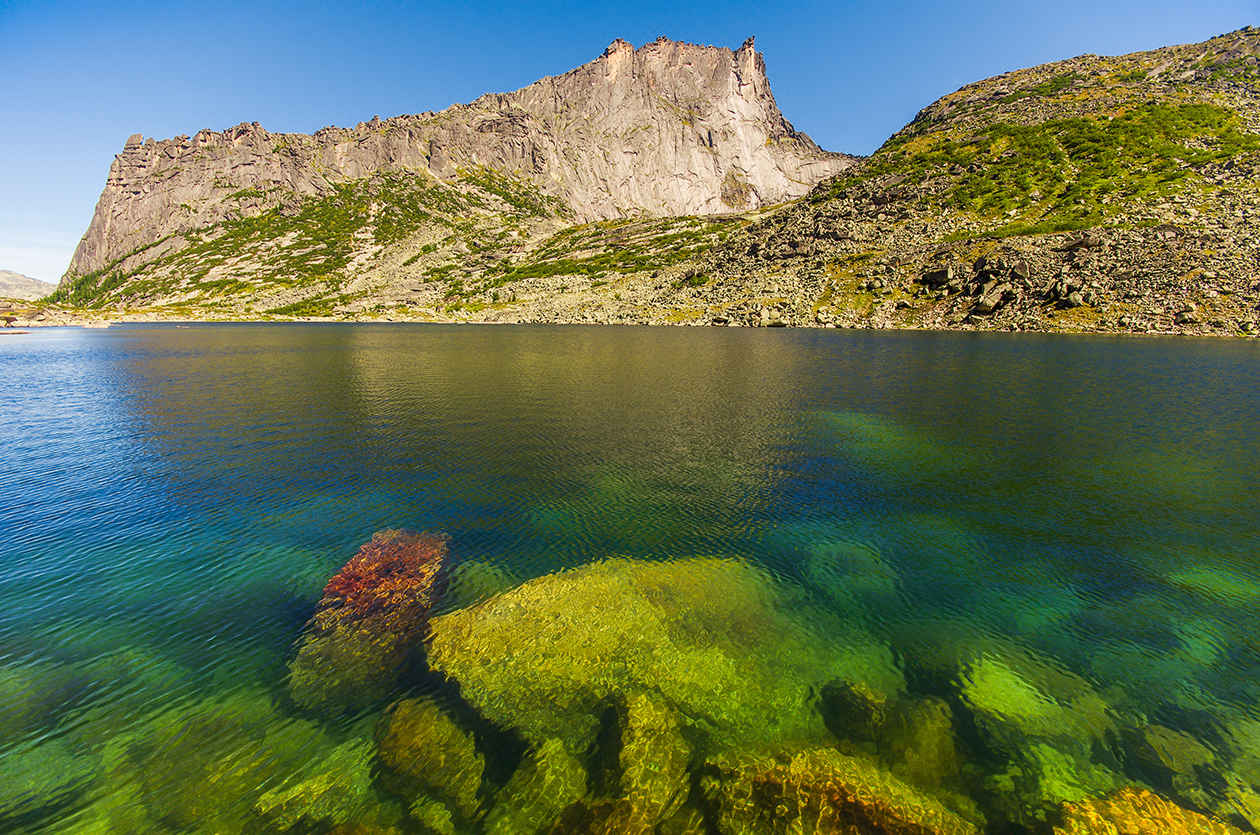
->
[0,270,55,301]
[54,36,849,314]
[685,26,1260,335]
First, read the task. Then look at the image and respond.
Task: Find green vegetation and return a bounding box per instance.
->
[50,169,566,310]
[459,166,567,218]
[491,217,721,286]
[825,102,1260,236]
[998,72,1083,104]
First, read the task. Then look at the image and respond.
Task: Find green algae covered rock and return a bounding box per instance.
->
[425,557,903,756]
[249,739,376,834]
[376,697,485,824]
[618,691,691,828]
[485,738,587,835]
[0,738,98,829]
[1054,786,1246,835]
[880,696,965,790]
[702,746,980,835]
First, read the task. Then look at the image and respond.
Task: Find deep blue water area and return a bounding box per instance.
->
[2,324,1258,833]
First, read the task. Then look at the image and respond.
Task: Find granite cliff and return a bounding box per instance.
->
[59,36,849,307]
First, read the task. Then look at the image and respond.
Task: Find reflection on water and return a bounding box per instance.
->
[1,324,1258,833]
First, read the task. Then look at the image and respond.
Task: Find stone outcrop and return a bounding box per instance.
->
[287,530,447,716]
[65,36,851,280]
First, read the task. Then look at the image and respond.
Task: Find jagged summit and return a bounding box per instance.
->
[66,36,851,280]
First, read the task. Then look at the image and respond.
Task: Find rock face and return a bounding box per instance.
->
[702,747,979,835]
[65,36,850,280]
[287,530,447,716]
[1055,787,1246,835]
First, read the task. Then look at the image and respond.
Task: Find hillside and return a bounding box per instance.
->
[49,37,849,319]
[688,27,1260,334]
[0,270,55,301]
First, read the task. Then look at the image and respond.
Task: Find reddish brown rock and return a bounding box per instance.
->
[288,530,448,715]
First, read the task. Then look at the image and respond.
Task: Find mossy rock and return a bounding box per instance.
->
[425,557,904,755]
[376,697,485,822]
[249,739,376,834]
[701,745,980,835]
[288,530,448,717]
[960,654,1116,747]
[0,738,99,828]
[485,738,586,835]
[880,696,965,790]
[1054,786,1245,834]
[130,688,327,832]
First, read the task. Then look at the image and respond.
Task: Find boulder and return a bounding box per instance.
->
[249,740,375,834]
[702,746,979,835]
[485,738,587,835]
[376,697,485,823]
[1054,786,1244,834]
[288,530,448,716]
[425,557,900,756]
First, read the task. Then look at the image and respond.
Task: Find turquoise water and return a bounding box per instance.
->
[1,324,1258,833]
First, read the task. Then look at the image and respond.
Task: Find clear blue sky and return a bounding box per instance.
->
[2,0,1254,282]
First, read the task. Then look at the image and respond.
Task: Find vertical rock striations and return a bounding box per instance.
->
[65,36,851,281]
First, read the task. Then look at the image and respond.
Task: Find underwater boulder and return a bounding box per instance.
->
[485,737,587,835]
[425,557,903,756]
[132,689,327,832]
[879,696,965,790]
[376,697,485,825]
[546,691,693,835]
[0,738,98,831]
[287,530,448,716]
[701,746,980,835]
[1054,786,1245,834]
[249,739,376,834]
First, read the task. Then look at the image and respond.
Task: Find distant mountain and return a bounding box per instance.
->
[54,37,850,316]
[0,270,55,301]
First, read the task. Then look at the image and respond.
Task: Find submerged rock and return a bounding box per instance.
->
[425,556,903,756]
[1054,786,1245,834]
[485,738,587,835]
[376,697,485,824]
[702,746,980,835]
[0,738,98,830]
[250,739,376,834]
[288,530,448,715]
[132,689,327,832]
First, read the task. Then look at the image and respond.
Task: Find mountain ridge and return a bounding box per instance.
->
[36,28,1260,336]
[61,36,850,292]
[0,270,55,301]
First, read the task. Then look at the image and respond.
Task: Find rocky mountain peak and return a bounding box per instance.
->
[65,36,851,281]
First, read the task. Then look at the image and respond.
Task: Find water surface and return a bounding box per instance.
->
[2,324,1258,833]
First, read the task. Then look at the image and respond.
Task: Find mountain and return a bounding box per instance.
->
[0,270,55,301]
[53,37,850,316]
[50,29,1260,334]
[690,27,1260,334]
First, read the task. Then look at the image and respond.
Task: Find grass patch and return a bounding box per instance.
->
[825,102,1260,232]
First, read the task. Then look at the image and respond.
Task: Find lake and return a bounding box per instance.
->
[2,323,1259,834]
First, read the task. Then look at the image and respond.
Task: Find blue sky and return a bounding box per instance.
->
[1,0,1254,282]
